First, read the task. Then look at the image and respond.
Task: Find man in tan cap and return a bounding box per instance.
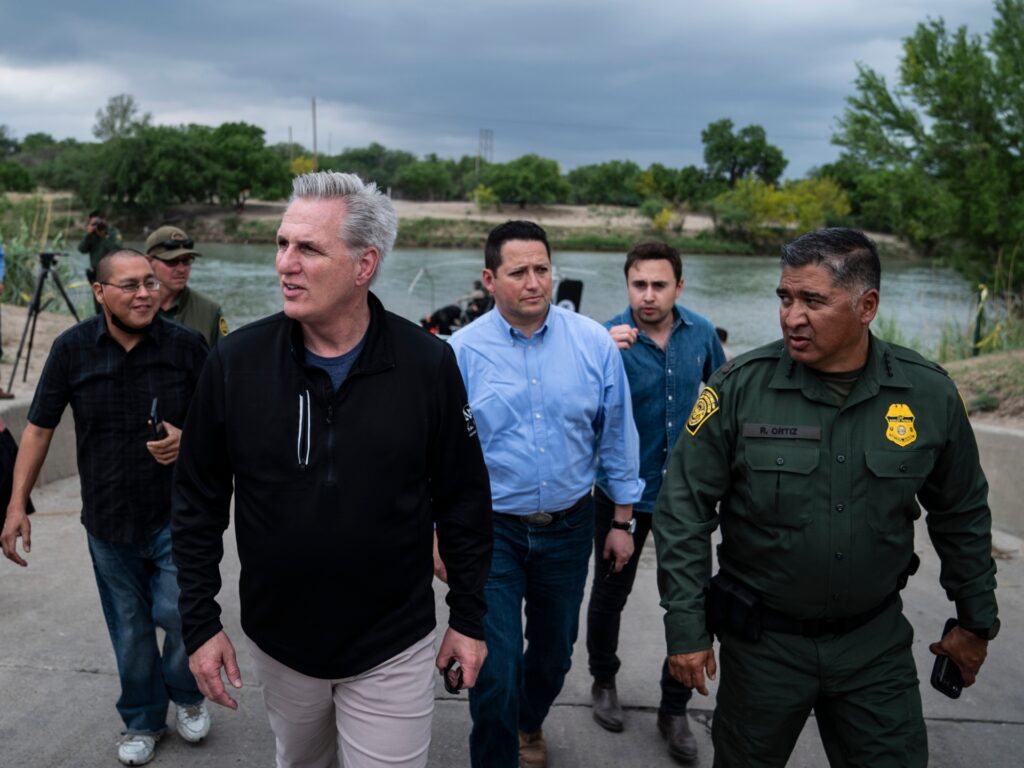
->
[144,226,228,348]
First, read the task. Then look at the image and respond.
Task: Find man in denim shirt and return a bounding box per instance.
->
[588,240,724,763]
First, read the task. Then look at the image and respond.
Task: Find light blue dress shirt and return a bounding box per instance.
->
[450,304,644,515]
[596,304,726,512]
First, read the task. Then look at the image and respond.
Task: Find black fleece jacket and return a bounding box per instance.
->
[171,293,492,678]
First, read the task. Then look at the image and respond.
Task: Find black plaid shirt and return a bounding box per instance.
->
[28,315,208,544]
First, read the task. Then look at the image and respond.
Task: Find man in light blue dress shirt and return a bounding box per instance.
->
[588,240,725,764]
[447,221,644,768]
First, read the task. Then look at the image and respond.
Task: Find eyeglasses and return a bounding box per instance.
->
[99,278,161,294]
[151,238,194,252]
[162,256,195,267]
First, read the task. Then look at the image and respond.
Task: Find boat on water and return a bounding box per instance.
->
[419,275,585,336]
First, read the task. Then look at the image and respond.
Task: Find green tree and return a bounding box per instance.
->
[19,132,56,154]
[711,178,850,240]
[674,164,727,207]
[322,142,417,190]
[93,94,151,141]
[636,163,678,202]
[209,122,291,207]
[396,155,455,201]
[702,118,788,187]
[566,160,642,205]
[0,160,34,192]
[0,125,19,157]
[833,0,1024,279]
[486,154,570,208]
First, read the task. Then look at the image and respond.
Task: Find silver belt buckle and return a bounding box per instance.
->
[523,512,554,526]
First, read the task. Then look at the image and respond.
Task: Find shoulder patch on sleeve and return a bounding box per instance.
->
[218,316,229,336]
[686,387,720,436]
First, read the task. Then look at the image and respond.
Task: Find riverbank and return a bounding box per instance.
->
[944,349,1024,421]
[139,199,755,254]
[5,192,917,257]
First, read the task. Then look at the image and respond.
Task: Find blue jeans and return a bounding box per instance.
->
[87,523,202,735]
[469,497,594,768]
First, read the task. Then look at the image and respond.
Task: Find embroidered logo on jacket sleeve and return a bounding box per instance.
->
[686,387,720,437]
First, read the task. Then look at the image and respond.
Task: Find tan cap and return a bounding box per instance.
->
[145,225,202,261]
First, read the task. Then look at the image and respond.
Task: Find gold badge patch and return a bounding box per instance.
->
[884,403,917,447]
[686,387,720,436]
[218,316,229,336]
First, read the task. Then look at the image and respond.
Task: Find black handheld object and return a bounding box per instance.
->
[930,618,964,699]
[602,557,616,579]
[441,658,464,694]
[149,398,167,440]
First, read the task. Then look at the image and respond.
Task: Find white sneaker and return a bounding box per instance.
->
[117,734,158,766]
[176,702,211,743]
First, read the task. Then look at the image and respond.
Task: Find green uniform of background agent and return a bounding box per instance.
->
[161,285,227,349]
[654,335,998,767]
[77,229,122,272]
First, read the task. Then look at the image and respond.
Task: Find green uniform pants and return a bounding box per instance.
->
[711,601,927,767]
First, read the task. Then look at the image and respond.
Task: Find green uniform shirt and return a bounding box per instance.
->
[161,286,227,349]
[654,335,998,655]
[77,230,122,272]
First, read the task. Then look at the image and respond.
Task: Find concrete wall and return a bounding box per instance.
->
[3,403,78,487]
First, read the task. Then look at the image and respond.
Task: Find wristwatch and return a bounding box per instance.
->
[610,518,637,535]
[962,618,1000,641]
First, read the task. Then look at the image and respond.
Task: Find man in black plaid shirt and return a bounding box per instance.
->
[1,249,211,766]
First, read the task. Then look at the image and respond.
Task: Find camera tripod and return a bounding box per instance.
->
[6,252,81,394]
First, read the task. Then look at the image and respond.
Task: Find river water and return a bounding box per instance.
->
[112,243,976,355]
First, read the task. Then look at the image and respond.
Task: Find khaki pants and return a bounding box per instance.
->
[248,632,435,768]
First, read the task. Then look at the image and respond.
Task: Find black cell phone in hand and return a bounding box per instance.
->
[149,398,167,440]
[930,618,964,699]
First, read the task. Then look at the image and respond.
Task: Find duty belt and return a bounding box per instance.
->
[761,592,898,638]
[499,493,591,527]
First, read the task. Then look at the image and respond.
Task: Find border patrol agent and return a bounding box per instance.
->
[654,228,999,767]
[145,225,228,348]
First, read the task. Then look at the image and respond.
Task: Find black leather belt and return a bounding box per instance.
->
[761,592,898,638]
[499,493,591,527]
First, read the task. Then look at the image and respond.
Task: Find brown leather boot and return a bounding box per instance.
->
[518,729,547,768]
[657,711,698,763]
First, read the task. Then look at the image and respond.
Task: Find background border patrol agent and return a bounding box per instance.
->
[654,227,999,767]
[145,225,228,348]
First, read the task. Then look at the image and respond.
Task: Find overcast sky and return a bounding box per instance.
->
[0,0,999,177]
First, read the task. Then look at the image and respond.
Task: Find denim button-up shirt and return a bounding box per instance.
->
[597,304,725,512]
[451,304,644,515]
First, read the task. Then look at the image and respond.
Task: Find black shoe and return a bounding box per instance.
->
[657,711,698,763]
[591,681,624,732]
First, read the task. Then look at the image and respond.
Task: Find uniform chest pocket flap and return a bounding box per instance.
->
[864,448,934,479]
[744,443,820,528]
[864,449,935,530]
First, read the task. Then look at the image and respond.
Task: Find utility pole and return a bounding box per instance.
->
[288,126,294,167]
[311,97,318,170]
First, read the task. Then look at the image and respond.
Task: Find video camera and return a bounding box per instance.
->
[38,252,65,270]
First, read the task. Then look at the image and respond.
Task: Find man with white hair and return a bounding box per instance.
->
[171,172,493,768]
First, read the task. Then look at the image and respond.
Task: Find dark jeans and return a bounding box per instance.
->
[87,524,202,735]
[586,487,692,714]
[469,497,594,768]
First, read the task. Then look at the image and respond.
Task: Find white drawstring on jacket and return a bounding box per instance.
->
[296,390,312,467]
